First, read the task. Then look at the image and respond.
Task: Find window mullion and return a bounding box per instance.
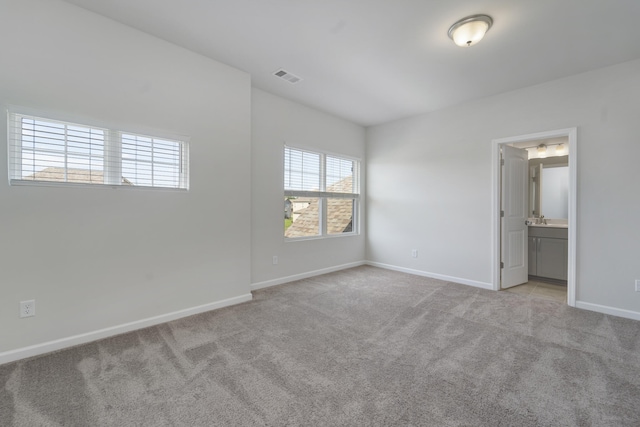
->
[180,143,189,189]
[320,154,326,235]
[64,124,68,182]
[104,130,122,185]
[353,196,359,234]
[320,153,326,192]
[320,197,327,236]
[353,161,360,194]
[10,114,23,180]
[151,138,155,186]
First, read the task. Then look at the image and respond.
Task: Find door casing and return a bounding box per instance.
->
[491,128,577,306]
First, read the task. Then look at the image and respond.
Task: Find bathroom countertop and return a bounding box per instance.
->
[528,223,568,228]
[526,218,568,228]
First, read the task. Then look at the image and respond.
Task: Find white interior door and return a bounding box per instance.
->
[501,145,528,289]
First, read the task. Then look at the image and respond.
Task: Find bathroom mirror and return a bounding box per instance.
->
[529,155,568,219]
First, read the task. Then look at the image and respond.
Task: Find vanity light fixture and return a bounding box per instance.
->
[556,143,566,155]
[537,144,548,158]
[448,14,493,47]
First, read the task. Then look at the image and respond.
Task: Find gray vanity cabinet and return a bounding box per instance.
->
[528,227,568,281]
[528,236,537,276]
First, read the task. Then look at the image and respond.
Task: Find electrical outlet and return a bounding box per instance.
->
[636,280,640,292]
[20,300,35,318]
[411,249,418,258]
[272,255,278,265]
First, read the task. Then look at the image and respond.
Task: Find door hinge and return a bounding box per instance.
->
[500,262,504,269]
[500,210,504,217]
[501,159,505,166]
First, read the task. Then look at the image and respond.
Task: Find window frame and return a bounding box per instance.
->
[284,145,360,241]
[7,107,189,191]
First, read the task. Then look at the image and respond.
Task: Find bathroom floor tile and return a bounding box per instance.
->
[503,283,535,296]
[531,286,566,302]
[503,281,567,303]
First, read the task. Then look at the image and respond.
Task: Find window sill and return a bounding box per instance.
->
[9,179,189,192]
[284,232,360,242]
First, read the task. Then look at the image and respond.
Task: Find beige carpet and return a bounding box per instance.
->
[1,266,639,426]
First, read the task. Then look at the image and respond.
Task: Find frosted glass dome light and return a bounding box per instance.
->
[448,15,493,47]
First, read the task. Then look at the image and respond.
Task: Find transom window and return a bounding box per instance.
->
[284,146,360,239]
[8,110,189,189]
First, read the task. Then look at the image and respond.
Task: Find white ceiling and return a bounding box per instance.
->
[62,0,640,126]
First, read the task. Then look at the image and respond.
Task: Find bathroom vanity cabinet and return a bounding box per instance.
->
[528,226,568,281]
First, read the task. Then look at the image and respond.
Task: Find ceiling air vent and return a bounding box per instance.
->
[273,69,302,84]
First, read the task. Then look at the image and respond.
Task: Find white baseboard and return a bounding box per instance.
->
[575,300,640,321]
[0,293,253,366]
[366,261,493,290]
[251,261,366,291]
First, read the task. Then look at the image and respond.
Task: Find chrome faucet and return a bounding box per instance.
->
[539,215,547,225]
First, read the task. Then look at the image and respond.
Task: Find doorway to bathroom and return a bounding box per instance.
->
[491,128,577,306]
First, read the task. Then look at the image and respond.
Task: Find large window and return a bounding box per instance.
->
[284,146,359,239]
[8,110,189,189]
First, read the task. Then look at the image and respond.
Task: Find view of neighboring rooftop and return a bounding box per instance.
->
[285,176,354,238]
[24,167,132,185]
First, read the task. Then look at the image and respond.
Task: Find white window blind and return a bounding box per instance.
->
[8,110,189,189]
[121,134,186,188]
[284,147,359,199]
[8,113,106,184]
[284,147,320,192]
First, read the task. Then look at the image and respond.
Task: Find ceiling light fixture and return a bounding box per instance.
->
[448,14,493,47]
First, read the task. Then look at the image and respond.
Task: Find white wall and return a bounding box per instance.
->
[0,0,251,355]
[367,58,640,315]
[251,89,365,287]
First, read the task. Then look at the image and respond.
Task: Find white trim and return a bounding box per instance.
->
[491,128,577,307]
[366,261,493,290]
[9,179,189,192]
[575,301,640,321]
[285,190,360,199]
[251,261,366,291]
[284,230,360,242]
[0,293,252,366]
